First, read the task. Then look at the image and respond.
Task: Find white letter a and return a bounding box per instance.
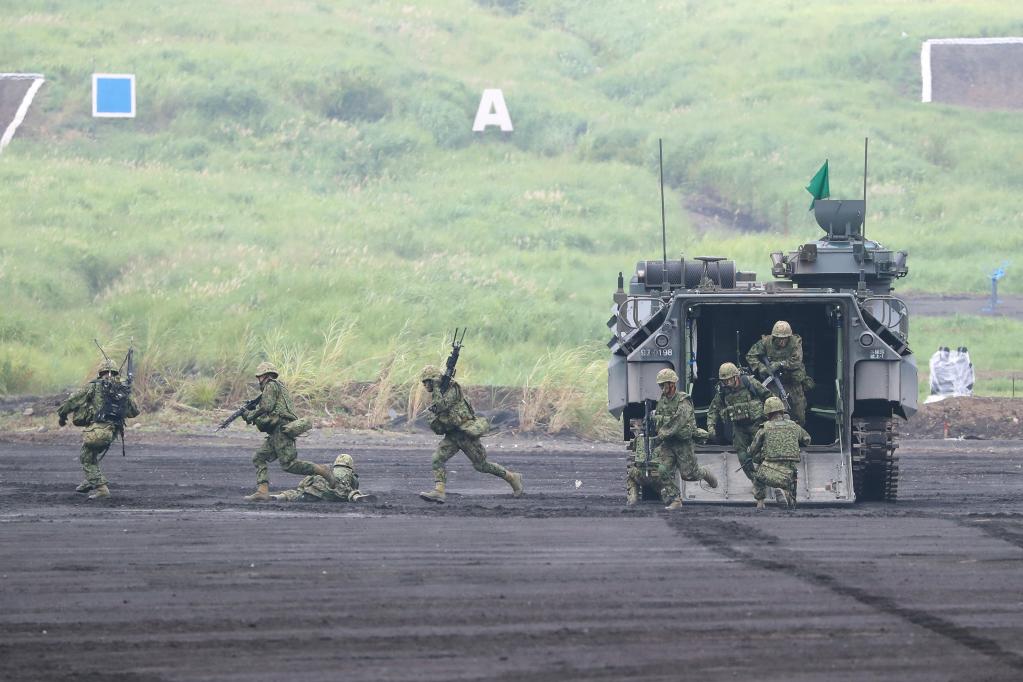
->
[472,89,513,132]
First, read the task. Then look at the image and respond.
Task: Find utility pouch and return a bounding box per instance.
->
[281,417,312,438]
[461,416,490,438]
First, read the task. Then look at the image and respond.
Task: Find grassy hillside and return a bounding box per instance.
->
[1,0,1021,424]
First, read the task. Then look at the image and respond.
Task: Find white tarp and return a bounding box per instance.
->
[927,347,975,401]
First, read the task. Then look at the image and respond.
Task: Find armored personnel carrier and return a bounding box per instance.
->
[607,198,915,503]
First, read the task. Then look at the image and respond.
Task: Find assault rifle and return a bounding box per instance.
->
[439,328,466,394]
[217,395,261,431]
[94,339,135,460]
[640,398,657,476]
[759,351,792,412]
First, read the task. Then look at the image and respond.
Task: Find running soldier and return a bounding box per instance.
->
[706,362,772,482]
[241,362,332,502]
[57,359,140,499]
[652,368,717,511]
[418,364,523,503]
[746,320,814,426]
[270,453,376,503]
[749,396,811,509]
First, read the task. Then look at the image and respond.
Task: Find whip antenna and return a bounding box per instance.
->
[658,138,668,291]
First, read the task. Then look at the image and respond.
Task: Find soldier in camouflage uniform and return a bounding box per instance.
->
[706,362,772,482]
[57,359,140,499]
[241,362,333,502]
[652,368,717,511]
[746,320,814,426]
[270,453,376,503]
[749,396,811,509]
[418,365,523,503]
[625,419,660,506]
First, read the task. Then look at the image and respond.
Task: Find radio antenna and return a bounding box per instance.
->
[862,136,869,241]
[93,339,112,364]
[658,138,668,291]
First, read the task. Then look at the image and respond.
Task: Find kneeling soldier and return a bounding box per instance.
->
[418,365,522,503]
[749,396,811,509]
[271,453,376,503]
[57,359,140,500]
[653,368,717,511]
[707,362,772,482]
[242,362,333,501]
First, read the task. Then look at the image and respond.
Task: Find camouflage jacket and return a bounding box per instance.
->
[427,381,475,434]
[279,467,361,502]
[707,376,771,428]
[746,334,807,384]
[58,378,140,427]
[244,379,297,433]
[653,391,698,448]
[749,417,811,464]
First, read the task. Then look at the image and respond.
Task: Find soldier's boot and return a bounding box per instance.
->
[350,491,377,503]
[773,488,787,506]
[75,480,94,494]
[504,471,524,497]
[626,485,638,506]
[664,498,683,511]
[244,483,270,502]
[701,469,719,489]
[311,463,336,486]
[87,484,110,500]
[755,499,766,510]
[419,483,446,503]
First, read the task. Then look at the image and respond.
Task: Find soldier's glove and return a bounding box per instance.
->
[770,362,784,373]
[705,429,717,443]
[694,427,710,444]
[58,414,67,427]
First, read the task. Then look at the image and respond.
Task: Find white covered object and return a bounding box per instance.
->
[928,347,975,399]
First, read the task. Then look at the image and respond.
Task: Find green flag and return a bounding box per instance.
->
[806,160,829,210]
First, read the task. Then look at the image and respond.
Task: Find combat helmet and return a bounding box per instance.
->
[254,361,279,378]
[718,362,740,380]
[655,368,679,385]
[333,453,354,470]
[97,359,119,376]
[764,396,786,416]
[420,365,443,383]
[772,320,793,338]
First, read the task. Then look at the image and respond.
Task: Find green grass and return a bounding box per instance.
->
[2,0,1022,423]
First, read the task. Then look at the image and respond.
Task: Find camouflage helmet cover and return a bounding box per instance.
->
[764,396,786,415]
[772,320,793,338]
[97,359,119,376]
[655,368,679,385]
[333,453,354,470]
[420,365,443,383]
[254,361,279,377]
[718,362,740,380]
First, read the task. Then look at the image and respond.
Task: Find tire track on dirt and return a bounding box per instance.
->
[669,517,1023,674]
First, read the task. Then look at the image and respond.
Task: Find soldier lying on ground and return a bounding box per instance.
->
[270,453,376,503]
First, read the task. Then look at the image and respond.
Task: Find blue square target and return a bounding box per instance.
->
[93,74,136,118]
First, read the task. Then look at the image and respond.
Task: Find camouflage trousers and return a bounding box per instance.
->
[753,460,798,502]
[626,463,659,500]
[656,443,710,503]
[732,422,760,482]
[782,382,807,426]
[79,423,116,487]
[252,429,318,486]
[432,431,507,484]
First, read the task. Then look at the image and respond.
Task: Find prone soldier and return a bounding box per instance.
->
[652,368,717,511]
[270,453,376,503]
[746,320,814,426]
[748,396,811,509]
[240,362,333,501]
[706,362,772,482]
[56,358,140,499]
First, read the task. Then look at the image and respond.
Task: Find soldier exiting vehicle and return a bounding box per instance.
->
[746,320,814,426]
[749,397,810,509]
[57,359,140,499]
[270,453,376,503]
[418,364,523,503]
[652,368,717,511]
[240,362,331,502]
[706,362,772,482]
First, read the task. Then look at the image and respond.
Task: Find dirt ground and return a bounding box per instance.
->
[1,431,1022,681]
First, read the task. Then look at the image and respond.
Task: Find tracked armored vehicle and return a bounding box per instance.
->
[608,198,915,503]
